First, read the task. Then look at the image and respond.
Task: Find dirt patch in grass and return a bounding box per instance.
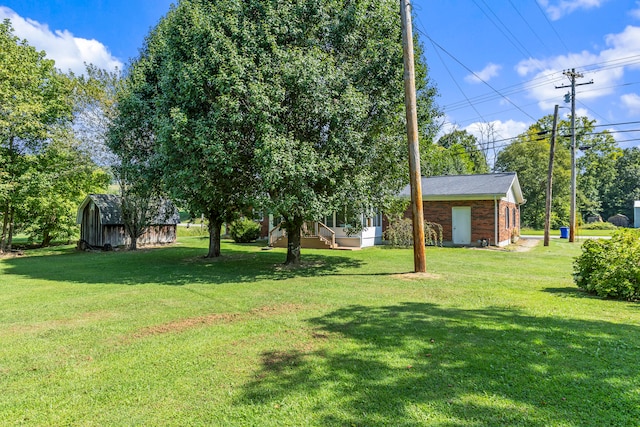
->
[127,303,306,342]
[391,272,442,281]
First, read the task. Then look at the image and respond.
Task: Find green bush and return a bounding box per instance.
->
[229,218,261,243]
[384,217,413,247]
[573,229,640,300]
[581,222,618,230]
[384,218,443,248]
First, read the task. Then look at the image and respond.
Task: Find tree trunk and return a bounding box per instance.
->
[129,234,138,250]
[6,208,14,252]
[284,216,303,266]
[42,230,52,247]
[0,203,9,253]
[207,218,222,258]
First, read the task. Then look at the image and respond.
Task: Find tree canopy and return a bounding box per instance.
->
[0,20,107,250]
[122,0,440,263]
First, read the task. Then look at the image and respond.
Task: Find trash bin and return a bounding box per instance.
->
[559,226,569,238]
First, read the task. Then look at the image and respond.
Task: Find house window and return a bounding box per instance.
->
[325,213,334,227]
[513,207,517,229]
[506,207,510,229]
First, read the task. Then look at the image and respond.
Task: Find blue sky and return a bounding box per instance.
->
[1,0,639,151]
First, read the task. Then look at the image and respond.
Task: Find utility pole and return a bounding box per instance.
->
[400,0,426,272]
[544,105,559,247]
[556,69,593,243]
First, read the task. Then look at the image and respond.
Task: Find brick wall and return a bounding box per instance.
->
[395,199,521,246]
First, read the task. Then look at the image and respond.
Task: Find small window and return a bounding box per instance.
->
[513,207,517,229]
[325,213,334,227]
[506,207,510,229]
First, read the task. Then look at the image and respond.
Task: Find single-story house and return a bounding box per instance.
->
[398,172,525,247]
[260,210,384,250]
[76,194,180,249]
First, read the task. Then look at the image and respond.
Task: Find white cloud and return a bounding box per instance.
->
[621,93,640,113]
[0,7,122,74]
[543,0,607,21]
[465,63,502,84]
[465,119,529,143]
[631,2,640,19]
[516,25,640,110]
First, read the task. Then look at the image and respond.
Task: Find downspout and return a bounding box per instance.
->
[494,195,498,246]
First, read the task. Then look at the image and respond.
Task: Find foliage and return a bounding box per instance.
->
[229,218,261,243]
[384,217,413,247]
[17,130,109,246]
[425,221,443,246]
[0,20,74,252]
[495,116,571,229]
[580,221,617,230]
[422,129,489,176]
[121,0,262,258]
[574,229,640,300]
[384,216,443,247]
[602,147,640,219]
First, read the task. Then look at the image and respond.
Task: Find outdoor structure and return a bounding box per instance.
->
[635,201,640,228]
[399,173,525,247]
[260,210,384,250]
[76,194,180,249]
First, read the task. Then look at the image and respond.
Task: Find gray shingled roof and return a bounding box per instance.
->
[399,173,524,203]
[77,194,180,225]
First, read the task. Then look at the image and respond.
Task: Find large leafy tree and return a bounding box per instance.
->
[120,0,261,257]
[0,20,74,252]
[253,0,439,264]
[128,0,440,263]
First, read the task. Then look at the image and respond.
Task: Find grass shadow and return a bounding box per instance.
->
[0,241,365,286]
[239,302,640,426]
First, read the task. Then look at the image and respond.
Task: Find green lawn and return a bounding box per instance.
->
[1,237,638,426]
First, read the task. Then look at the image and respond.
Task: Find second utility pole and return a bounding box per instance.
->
[556,68,593,242]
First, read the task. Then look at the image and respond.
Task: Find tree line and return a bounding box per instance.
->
[2,0,638,261]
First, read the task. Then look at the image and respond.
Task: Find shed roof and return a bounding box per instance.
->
[77,194,180,225]
[399,173,524,203]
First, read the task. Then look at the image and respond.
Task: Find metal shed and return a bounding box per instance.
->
[76,194,180,249]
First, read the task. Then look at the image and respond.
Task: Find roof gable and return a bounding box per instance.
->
[77,194,181,225]
[399,173,524,203]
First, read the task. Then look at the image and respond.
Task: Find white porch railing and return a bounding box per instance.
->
[269,221,336,248]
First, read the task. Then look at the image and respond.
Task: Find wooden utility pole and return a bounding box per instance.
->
[400,0,426,272]
[543,105,559,247]
[556,68,592,242]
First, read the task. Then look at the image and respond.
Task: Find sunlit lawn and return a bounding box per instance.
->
[1,236,638,426]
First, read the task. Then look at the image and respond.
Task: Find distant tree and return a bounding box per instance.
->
[18,129,109,246]
[0,20,74,252]
[495,120,571,228]
[603,147,640,219]
[107,70,167,251]
[425,129,489,175]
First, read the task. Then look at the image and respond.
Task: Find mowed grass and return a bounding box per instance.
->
[1,237,638,426]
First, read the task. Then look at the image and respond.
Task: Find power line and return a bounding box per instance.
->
[533,0,570,53]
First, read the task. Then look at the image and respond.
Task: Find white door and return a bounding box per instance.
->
[452,207,471,245]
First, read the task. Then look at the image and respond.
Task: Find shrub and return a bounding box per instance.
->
[425,221,443,247]
[229,218,261,243]
[573,229,640,300]
[580,222,618,230]
[384,218,443,248]
[384,217,413,247]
